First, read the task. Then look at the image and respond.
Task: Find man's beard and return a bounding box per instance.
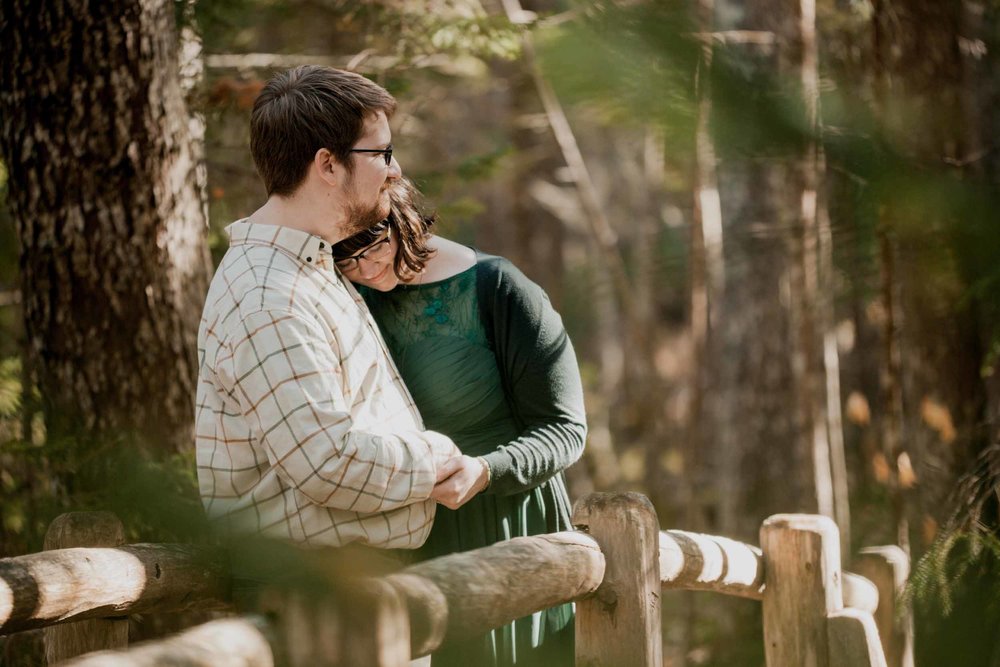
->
[342,187,392,237]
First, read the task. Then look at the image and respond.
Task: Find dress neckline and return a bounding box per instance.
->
[395,260,477,291]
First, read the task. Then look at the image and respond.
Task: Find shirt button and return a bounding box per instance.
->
[306,257,312,262]
[319,242,325,249]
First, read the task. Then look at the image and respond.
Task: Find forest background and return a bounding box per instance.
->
[1,0,999,665]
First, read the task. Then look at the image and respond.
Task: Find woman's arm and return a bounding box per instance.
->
[477,256,588,496]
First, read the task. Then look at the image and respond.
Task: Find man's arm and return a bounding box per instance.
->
[225,308,459,514]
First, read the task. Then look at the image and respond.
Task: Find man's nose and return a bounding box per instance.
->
[386,155,402,179]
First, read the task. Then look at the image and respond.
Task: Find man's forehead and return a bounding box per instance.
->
[357,110,391,144]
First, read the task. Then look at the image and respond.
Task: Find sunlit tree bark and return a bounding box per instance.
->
[710,0,842,534]
[0,0,211,453]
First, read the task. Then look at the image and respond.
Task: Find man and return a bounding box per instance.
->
[195,65,473,551]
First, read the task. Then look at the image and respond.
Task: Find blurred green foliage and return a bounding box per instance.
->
[909,531,1000,667]
[190,0,521,64]
[1,430,210,555]
[539,2,699,150]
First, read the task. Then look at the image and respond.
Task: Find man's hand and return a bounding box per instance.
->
[431,455,490,510]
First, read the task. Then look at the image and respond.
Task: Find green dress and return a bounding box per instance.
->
[361,251,587,667]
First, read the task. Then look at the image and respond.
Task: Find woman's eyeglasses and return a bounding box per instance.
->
[334,229,392,273]
[348,144,393,167]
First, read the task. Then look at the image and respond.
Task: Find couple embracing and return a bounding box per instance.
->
[195,65,585,666]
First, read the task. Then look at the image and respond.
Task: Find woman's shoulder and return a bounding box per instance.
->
[474,250,550,317]
[474,250,533,287]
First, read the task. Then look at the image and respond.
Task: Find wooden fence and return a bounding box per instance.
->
[0,492,914,666]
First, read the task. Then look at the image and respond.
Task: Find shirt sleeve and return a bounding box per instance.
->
[478,258,588,496]
[223,308,457,514]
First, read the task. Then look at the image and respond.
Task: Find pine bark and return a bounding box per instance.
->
[712,0,828,533]
[0,0,211,452]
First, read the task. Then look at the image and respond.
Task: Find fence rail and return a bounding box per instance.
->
[0,492,913,667]
[0,543,227,635]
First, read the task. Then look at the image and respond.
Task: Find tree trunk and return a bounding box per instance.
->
[685,1,724,661]
[712,0,825,536]
[868,0,990,555]
[0,0,211,453]
[786,0,835,527]
[818,185,852,559]
[691,0,727,533]
[796,0,850,552]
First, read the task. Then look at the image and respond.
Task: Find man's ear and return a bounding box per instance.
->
[313,148,340,187]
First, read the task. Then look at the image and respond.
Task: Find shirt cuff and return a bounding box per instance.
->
[423,430,460,469]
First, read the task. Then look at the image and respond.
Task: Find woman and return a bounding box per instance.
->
[332,180,586,667]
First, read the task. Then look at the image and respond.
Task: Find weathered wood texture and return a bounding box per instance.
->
[828,608,889,667]
[253,590,340,667]
[842,573,878,616]
[58,617,273,667]
[855,546,914,667]
[659,529,876,614]
[59,588,406,667]
[339,580,409,667]
[0,543,229,634]
[44,513,129,664]
[660,530,764,598]
[761,514,843,667]
[385,531,603,658]
[573,492,661,667]
[0,0,211,451]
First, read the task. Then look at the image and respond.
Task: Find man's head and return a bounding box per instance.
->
[250,67,400,233]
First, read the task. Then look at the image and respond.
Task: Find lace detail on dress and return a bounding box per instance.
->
[363,266,487,354]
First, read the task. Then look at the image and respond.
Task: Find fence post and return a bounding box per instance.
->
[828,608,889,667]
[572,492,661,667]
[257,579,409,667]
[761,514,842,667]
[341,579,410,667]
[43,511,129,665]
[855,546,914,667]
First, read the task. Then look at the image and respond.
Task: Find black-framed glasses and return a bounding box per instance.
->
[334,228,393,273]
[348,144,393,166]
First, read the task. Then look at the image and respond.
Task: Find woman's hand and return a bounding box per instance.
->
[431,455,490,510]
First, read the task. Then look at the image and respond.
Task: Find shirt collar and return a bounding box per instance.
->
[226,220,334,269]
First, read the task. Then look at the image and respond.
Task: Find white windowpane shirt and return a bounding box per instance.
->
[196,221,458,548]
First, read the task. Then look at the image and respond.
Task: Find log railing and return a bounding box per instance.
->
[0,492,913,666]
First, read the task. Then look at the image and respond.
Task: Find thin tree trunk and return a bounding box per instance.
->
[796,0,847,547]
[685,0,724,660]
[692,0,728,533]
[879,228,910,555]
[788,44,831,519]
[818,183,852,558]
[869,0,909,556]
[0,0,211,453]
[590,256,624,490]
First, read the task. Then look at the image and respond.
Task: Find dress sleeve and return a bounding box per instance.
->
[478,258,587,496]
[223,308,458,514]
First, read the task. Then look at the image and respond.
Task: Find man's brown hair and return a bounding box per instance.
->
[250,65,397,197]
